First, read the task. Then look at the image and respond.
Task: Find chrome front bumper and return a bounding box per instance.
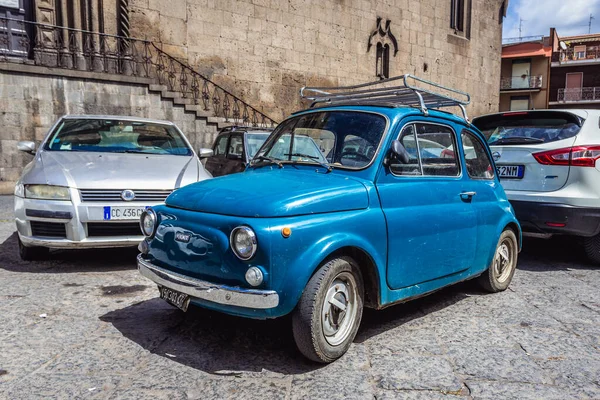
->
[137,255,279,309]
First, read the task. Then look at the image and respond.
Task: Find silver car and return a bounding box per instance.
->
[14,115,212,260]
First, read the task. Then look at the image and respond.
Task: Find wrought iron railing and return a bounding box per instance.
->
[552,47,600,63]
[0,16,277,127]
[500,75,543,90]
[557,87,600,102]
[502,35,545,45]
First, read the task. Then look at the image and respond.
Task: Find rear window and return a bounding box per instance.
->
[473,111,584,146]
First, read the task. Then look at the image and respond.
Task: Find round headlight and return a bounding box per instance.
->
[230,226,257,260]
[140,208,157,238]
[245,267,264,287]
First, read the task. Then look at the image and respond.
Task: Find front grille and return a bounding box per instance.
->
[79,189,172,202]
[30,221,67,238]
[87,222,142,237]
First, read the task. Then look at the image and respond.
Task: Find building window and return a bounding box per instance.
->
[450,0,471,38]
[376,43,390,79]
[510,96,530,111]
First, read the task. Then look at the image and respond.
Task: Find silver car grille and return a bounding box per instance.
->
[79,189,172,202]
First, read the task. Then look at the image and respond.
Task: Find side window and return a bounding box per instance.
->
[391,124,422,176]
[461,130,495,180]
[214,135,228,158]
[228,135,244,159]
[415,123,459,176]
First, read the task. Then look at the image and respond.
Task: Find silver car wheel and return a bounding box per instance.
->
[321,272,358,346]
[493,239,514,283]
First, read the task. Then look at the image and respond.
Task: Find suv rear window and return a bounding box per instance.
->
[473,111,583,146]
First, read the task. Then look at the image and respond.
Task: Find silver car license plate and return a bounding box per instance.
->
[103,206,148,220]
[159,286,190,312]
[496,165,524,179]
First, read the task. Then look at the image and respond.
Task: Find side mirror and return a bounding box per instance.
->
[17,141,36,154]
[198,148,213,159]
[387,140,410,165]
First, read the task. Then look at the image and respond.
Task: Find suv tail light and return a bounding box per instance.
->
[533,146,600,167]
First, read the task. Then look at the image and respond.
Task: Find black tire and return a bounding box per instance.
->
[583,234,600,264]
[18,237,49,261]
[478,229,518,293]
[292,257,364,363]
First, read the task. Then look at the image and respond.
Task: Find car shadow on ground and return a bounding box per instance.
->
[99,283,471,375]
[518,235,598,271]
[0,232,138,273]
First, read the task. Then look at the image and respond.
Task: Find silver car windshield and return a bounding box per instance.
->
[44,119,192,156]
[254,111,387,169]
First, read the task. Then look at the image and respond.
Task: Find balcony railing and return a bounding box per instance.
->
[0,16,277,127]
[500,75,543,90]
[552,47,600,63]
[557,87,600,102]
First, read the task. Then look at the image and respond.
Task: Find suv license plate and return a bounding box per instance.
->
[497,165,524,179]
[159,286,190,312]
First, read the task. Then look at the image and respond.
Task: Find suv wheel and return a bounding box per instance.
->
[583,234,600,264]
[478,229,518,292]
[292,257,364,363]
[18,237,49,261]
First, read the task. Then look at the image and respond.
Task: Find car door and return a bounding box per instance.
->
[225,133,246,174]
[376,121,477,290]
[459,129,507,268]
[205,134,229,177]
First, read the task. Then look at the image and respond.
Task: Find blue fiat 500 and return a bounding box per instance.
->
[137,76,521,363]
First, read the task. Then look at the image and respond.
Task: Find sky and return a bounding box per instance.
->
[503,0,600,39]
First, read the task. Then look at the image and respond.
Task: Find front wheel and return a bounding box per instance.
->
[292,257,364,363]
[478,229,518,292]
[18,237,49,261]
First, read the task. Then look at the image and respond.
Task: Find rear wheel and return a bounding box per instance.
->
[583,234,600,264]
[292,257,364,363]
[18,237,49,261]
[478,229,518,292]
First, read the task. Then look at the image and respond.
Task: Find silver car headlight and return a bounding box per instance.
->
[14,183,24,197]
[25,185,70,201]
[230,226,257,260]
[140,208,157,238]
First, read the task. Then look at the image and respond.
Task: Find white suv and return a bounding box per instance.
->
[473,110,600,263]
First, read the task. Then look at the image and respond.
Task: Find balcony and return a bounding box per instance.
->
[556,87,600,103]
[500,75,543,91]
[552,47,600,66]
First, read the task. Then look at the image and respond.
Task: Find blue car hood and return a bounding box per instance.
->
[165,168,369,217]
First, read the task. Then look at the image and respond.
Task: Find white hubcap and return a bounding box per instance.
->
[494,240,513,283]
[321,272,358,346]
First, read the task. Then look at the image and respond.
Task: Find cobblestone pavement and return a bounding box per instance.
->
[0,195,599,399]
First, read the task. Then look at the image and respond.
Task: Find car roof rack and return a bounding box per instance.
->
[299,74,471,122]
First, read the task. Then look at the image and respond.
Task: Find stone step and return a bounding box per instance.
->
[148,84,168,92]
[173,97,193,105]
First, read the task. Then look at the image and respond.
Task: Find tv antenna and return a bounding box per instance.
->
[519,18,525,39]
[589,14,595,34]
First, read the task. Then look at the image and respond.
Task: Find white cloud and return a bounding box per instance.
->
[504,0,600,38]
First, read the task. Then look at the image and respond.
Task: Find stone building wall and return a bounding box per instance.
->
[129,0,506,121]
[0,68,217,192]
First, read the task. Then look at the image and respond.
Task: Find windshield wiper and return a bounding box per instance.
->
[252,155,283,168]
[490,137,545,145]
[284,153,333,173]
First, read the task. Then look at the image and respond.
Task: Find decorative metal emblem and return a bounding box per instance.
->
[492,151,501,161]
[175,232,191,243]
[121,189,136,201]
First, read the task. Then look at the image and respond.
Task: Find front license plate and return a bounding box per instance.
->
[159,286,190,312]
[497,165,524,179]
[102,206,148,220]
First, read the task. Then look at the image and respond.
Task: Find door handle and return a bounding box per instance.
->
[459,191,477,200]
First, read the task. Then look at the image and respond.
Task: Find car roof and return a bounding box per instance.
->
[472,109,600,121]
[60,115,176,125]
[291,105,470,126]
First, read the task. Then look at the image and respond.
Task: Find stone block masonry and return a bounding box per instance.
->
[130,0,505,121]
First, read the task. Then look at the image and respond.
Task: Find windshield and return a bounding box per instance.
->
[246,133,270,158]
[254,111,387,169]
[473,112,583,146]
[44,119,192,156]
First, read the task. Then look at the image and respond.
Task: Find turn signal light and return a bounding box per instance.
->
[533,146,600,167]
